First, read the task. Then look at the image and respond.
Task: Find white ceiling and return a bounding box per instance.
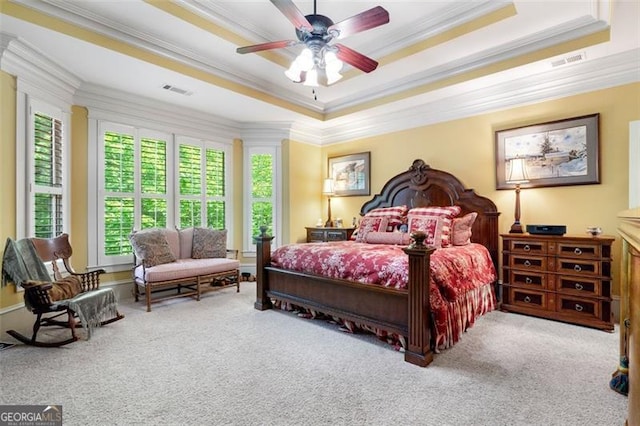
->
[1,0,638,144]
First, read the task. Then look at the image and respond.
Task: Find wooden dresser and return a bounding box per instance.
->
[618,208,640,426]
[306,227,355,243]
[501,233,615,331]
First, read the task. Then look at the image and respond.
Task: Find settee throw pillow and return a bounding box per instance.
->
[192,228,227,259]
[129,229,176,268]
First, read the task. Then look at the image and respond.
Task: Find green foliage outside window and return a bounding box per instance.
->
[33,113,63,238]
[104,197,134,256]
[104,132,134,192]
[251,154,273,237]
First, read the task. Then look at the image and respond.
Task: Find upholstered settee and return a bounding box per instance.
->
[129,227,240,312]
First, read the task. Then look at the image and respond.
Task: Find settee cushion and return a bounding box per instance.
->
[134,258,240,283]
[129,229,176,267]
[192,228,227,259]
[178,227,194,259]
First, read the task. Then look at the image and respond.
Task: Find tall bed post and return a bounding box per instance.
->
[254,231,274,311]
[403,233,435,366]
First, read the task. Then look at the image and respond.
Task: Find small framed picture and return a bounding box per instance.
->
[328,152,371,196]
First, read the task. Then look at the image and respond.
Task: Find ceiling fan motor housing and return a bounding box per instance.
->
[296,14,335,43]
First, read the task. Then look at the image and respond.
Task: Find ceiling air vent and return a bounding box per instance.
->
[161,84,193,96]
[551,52,587,68]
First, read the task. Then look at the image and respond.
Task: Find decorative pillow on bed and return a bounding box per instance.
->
[129,229,176,268]
[407,206,461,248]
[363,205,408,232]
[192,228,227,259]
[354,217,389,243]
[451,212,478,246]
[364,231,411,245]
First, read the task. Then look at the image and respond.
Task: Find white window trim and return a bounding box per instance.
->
[16,88,71,240]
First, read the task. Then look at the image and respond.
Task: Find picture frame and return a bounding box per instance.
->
[328,152,371,196]
[495,113,600,190]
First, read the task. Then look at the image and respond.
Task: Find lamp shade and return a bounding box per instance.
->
[507,157,529,184]
[322,178,334,195]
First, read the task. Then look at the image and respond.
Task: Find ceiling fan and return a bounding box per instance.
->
[236,0,390,86]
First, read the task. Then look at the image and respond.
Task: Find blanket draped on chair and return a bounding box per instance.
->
[2,238,51,286]
[2,237,119,339]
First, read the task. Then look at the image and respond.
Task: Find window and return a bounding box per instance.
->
[92,122,231,269]
[243,144,281,253]
[27,100,69,238]
[177,138,227,230]
[97,123,172,266]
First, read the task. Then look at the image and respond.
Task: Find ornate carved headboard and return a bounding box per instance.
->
[360,159,500,268]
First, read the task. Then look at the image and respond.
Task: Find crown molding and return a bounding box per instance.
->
[318,48,639,145]
[0,33,80,105]
[75,83,239,141]
[326,15,608,113]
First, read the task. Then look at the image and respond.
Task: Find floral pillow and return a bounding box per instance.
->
[407,206,461,248]
[362,205,408,232]
[451,212,478,246]
[192,228,227,259]
[129,229,176,267]
[354,217,389,243]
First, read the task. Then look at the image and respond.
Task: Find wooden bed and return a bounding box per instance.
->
[254,159,500,367]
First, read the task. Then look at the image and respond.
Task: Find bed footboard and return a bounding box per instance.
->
[254,232,435,367]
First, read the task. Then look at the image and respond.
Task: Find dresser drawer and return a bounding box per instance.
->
[555,276,601,297]
[555,258,601,276]
[555,242,602,259]
[307,230,326,242]
[507,240,547,255]
[509,271,548,290]
[509,288,549,310]
[509,255,547,271]
[555,295,601,321]
[326,230,347,241]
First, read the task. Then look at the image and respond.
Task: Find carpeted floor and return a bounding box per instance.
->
[0,282,628,425]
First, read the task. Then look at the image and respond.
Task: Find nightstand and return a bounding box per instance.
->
[501,233,614,331]
[306,227,356,243]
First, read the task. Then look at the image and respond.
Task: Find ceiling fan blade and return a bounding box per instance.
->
[236,40,297,54]
[334,43,379,73]
[271,0,313,31]
[328,6,389,40]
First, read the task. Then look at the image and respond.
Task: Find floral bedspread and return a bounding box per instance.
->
[270,241,497,350]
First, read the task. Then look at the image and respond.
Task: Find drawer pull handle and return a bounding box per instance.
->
[524,244,531,252]
[524,260,532,267]
[574,248,583,255]
[575,304,584,312]
[574,265,582,272]
[525,277,532,284]
[524,296,531,303]
[574,283,583,290]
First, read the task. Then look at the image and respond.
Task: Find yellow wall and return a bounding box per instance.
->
[284,140,322,244]
[0,71,20,307]
[323,82,640,294]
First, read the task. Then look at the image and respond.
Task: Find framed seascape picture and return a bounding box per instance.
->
[328,152,371,196]
[495,113,600,189]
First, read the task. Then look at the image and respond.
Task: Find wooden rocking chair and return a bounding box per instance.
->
[3,233,124,347]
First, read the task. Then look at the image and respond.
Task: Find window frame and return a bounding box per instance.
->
[242,141,282,255]
[18,95,70,240]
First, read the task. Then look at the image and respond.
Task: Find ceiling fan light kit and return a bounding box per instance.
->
[236,0,389,87]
